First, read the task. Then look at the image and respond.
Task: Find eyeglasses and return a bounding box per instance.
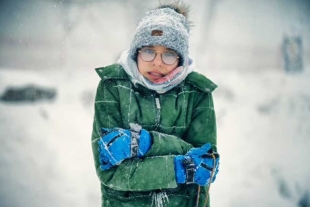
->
[138,47,179,65]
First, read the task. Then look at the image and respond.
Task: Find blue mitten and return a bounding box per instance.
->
[174,143,220,186]
[98,128,131,170]
[191,146,220,185]
[98,123,152,170]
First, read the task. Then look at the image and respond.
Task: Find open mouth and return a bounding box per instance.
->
[149,72,164,77]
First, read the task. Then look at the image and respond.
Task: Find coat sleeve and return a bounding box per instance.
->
[91,80,190,191]
[183,92,217,150]
[91,80,217,191]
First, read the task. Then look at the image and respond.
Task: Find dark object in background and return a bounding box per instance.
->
[282,35,304,73]
[0,85,57,102]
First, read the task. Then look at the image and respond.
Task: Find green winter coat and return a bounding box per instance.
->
[91,64,218,207]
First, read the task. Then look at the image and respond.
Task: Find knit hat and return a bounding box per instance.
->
[129,7,190,66]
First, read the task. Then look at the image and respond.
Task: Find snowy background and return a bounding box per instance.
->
[1,0,310,207]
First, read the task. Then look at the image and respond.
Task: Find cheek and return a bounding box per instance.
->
[137,57,143,72]
[168,60,179,71]
[167,63,179,72]
[137,57,147,73]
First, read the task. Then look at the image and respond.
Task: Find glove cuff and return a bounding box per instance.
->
[183,156,196,184]
[174,155,187,184]
[130,123,141,157]
[129,123,151,157]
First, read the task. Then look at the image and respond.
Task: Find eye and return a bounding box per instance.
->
[164,51,177,58]
[143,48,155,55]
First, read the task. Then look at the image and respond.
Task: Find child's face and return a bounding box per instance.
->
[137,45,179,83]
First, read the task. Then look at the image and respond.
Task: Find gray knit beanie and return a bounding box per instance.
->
[129,7,190,66]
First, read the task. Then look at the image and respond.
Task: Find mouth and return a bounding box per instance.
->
[148,72,164,78]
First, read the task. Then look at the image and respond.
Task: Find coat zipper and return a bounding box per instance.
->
[154,95,161,131]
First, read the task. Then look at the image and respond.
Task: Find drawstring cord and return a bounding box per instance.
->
[195,153,216,207]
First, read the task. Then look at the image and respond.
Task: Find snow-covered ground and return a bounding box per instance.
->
[1,66,309,207]
[210,68,310,207]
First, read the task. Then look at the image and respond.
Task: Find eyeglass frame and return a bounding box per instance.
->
[138,47,179,65]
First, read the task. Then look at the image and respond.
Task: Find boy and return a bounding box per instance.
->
[91,2,220,207]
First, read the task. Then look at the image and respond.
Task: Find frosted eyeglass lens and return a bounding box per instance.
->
[140,48,178,65]
[140,48,156,61]
[162,52,178,65]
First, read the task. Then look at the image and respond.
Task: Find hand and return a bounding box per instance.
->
[187,143,220,185]
[98,127,131,170]
[98,124,151,170]
[174,143,220,186]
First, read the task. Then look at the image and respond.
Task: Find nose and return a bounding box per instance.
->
[152,53,163,67]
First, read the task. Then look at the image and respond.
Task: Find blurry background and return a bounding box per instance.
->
[0,0,310,207]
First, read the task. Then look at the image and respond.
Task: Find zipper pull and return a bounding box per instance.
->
[155,97,161,109]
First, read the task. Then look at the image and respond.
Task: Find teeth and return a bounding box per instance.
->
[149,72,162,77]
